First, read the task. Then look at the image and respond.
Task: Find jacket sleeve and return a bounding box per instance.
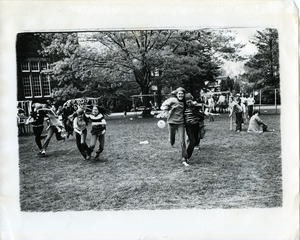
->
[161,98,174,111]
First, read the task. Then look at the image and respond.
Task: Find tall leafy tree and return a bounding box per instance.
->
[244,28,279,89]
[38,29,244,108]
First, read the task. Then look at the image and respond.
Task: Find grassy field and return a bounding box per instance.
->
[18,113,282,212]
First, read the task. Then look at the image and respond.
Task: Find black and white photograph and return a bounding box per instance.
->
[0,0,298,240]
[17,28,282,212]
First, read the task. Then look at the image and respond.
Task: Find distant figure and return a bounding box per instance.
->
[217,94,226,113]
[247,94,255,118]
[206,95,215,122]
[247,110,271,133]
[17,105,27,136]
[229,96,243,132]
[241,94,248,122]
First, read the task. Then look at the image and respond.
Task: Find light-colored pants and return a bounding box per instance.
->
[168,123,188,159]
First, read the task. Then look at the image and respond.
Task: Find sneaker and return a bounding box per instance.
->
[94,154,100,160]
[40,149,46,155]
[182,161,189,167]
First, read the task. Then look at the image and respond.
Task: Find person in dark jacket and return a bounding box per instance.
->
[26,103,47,155]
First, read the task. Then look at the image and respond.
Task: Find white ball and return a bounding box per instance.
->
[157,120,166,129]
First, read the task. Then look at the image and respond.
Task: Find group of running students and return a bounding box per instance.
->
[161,87,270,167]
[26,99,109,160]
[25,87,269,165]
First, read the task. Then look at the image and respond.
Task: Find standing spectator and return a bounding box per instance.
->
[229,96,243,132]
[217,94,226,113]
[17,104,27,136]
[206,95,215,122]
[241,94,248,122]
[247,94,255,118]
[161,87,188,166]
[247,110,270,133]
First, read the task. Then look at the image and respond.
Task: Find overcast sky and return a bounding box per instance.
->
[221,28,260,78]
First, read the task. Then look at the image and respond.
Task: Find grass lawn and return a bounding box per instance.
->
[18,113,282,212]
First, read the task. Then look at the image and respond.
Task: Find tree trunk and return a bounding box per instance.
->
[133,69,153,117]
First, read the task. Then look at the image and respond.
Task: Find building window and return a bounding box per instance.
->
[22,75,32,98]
[32,74,42,97]
[31,61,39,72]
[21,62,30,72]
[40,61,48,70]
[20,59,51,99]
[41,74,51,96]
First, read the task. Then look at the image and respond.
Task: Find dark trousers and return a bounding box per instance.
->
[186,123,200,159]
[33,125,45,150]
[248,105,254,118]
[63,119,73,135]
[235,112,243,131]
[42,126,64,150]
[75,129,91,158]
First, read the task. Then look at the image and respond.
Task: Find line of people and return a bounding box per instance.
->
[26,100,110,160]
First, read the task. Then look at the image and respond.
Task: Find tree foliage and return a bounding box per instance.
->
[244,28,279,90]
[37,29,244,109]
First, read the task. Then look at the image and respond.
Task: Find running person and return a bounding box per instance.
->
[26,102,47,155]
[184,93,219,162]
[73,108,92,160]
[40,101,66,155]
[86,105,110,160]
[161,87,188,166]
[61,101,76,138]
